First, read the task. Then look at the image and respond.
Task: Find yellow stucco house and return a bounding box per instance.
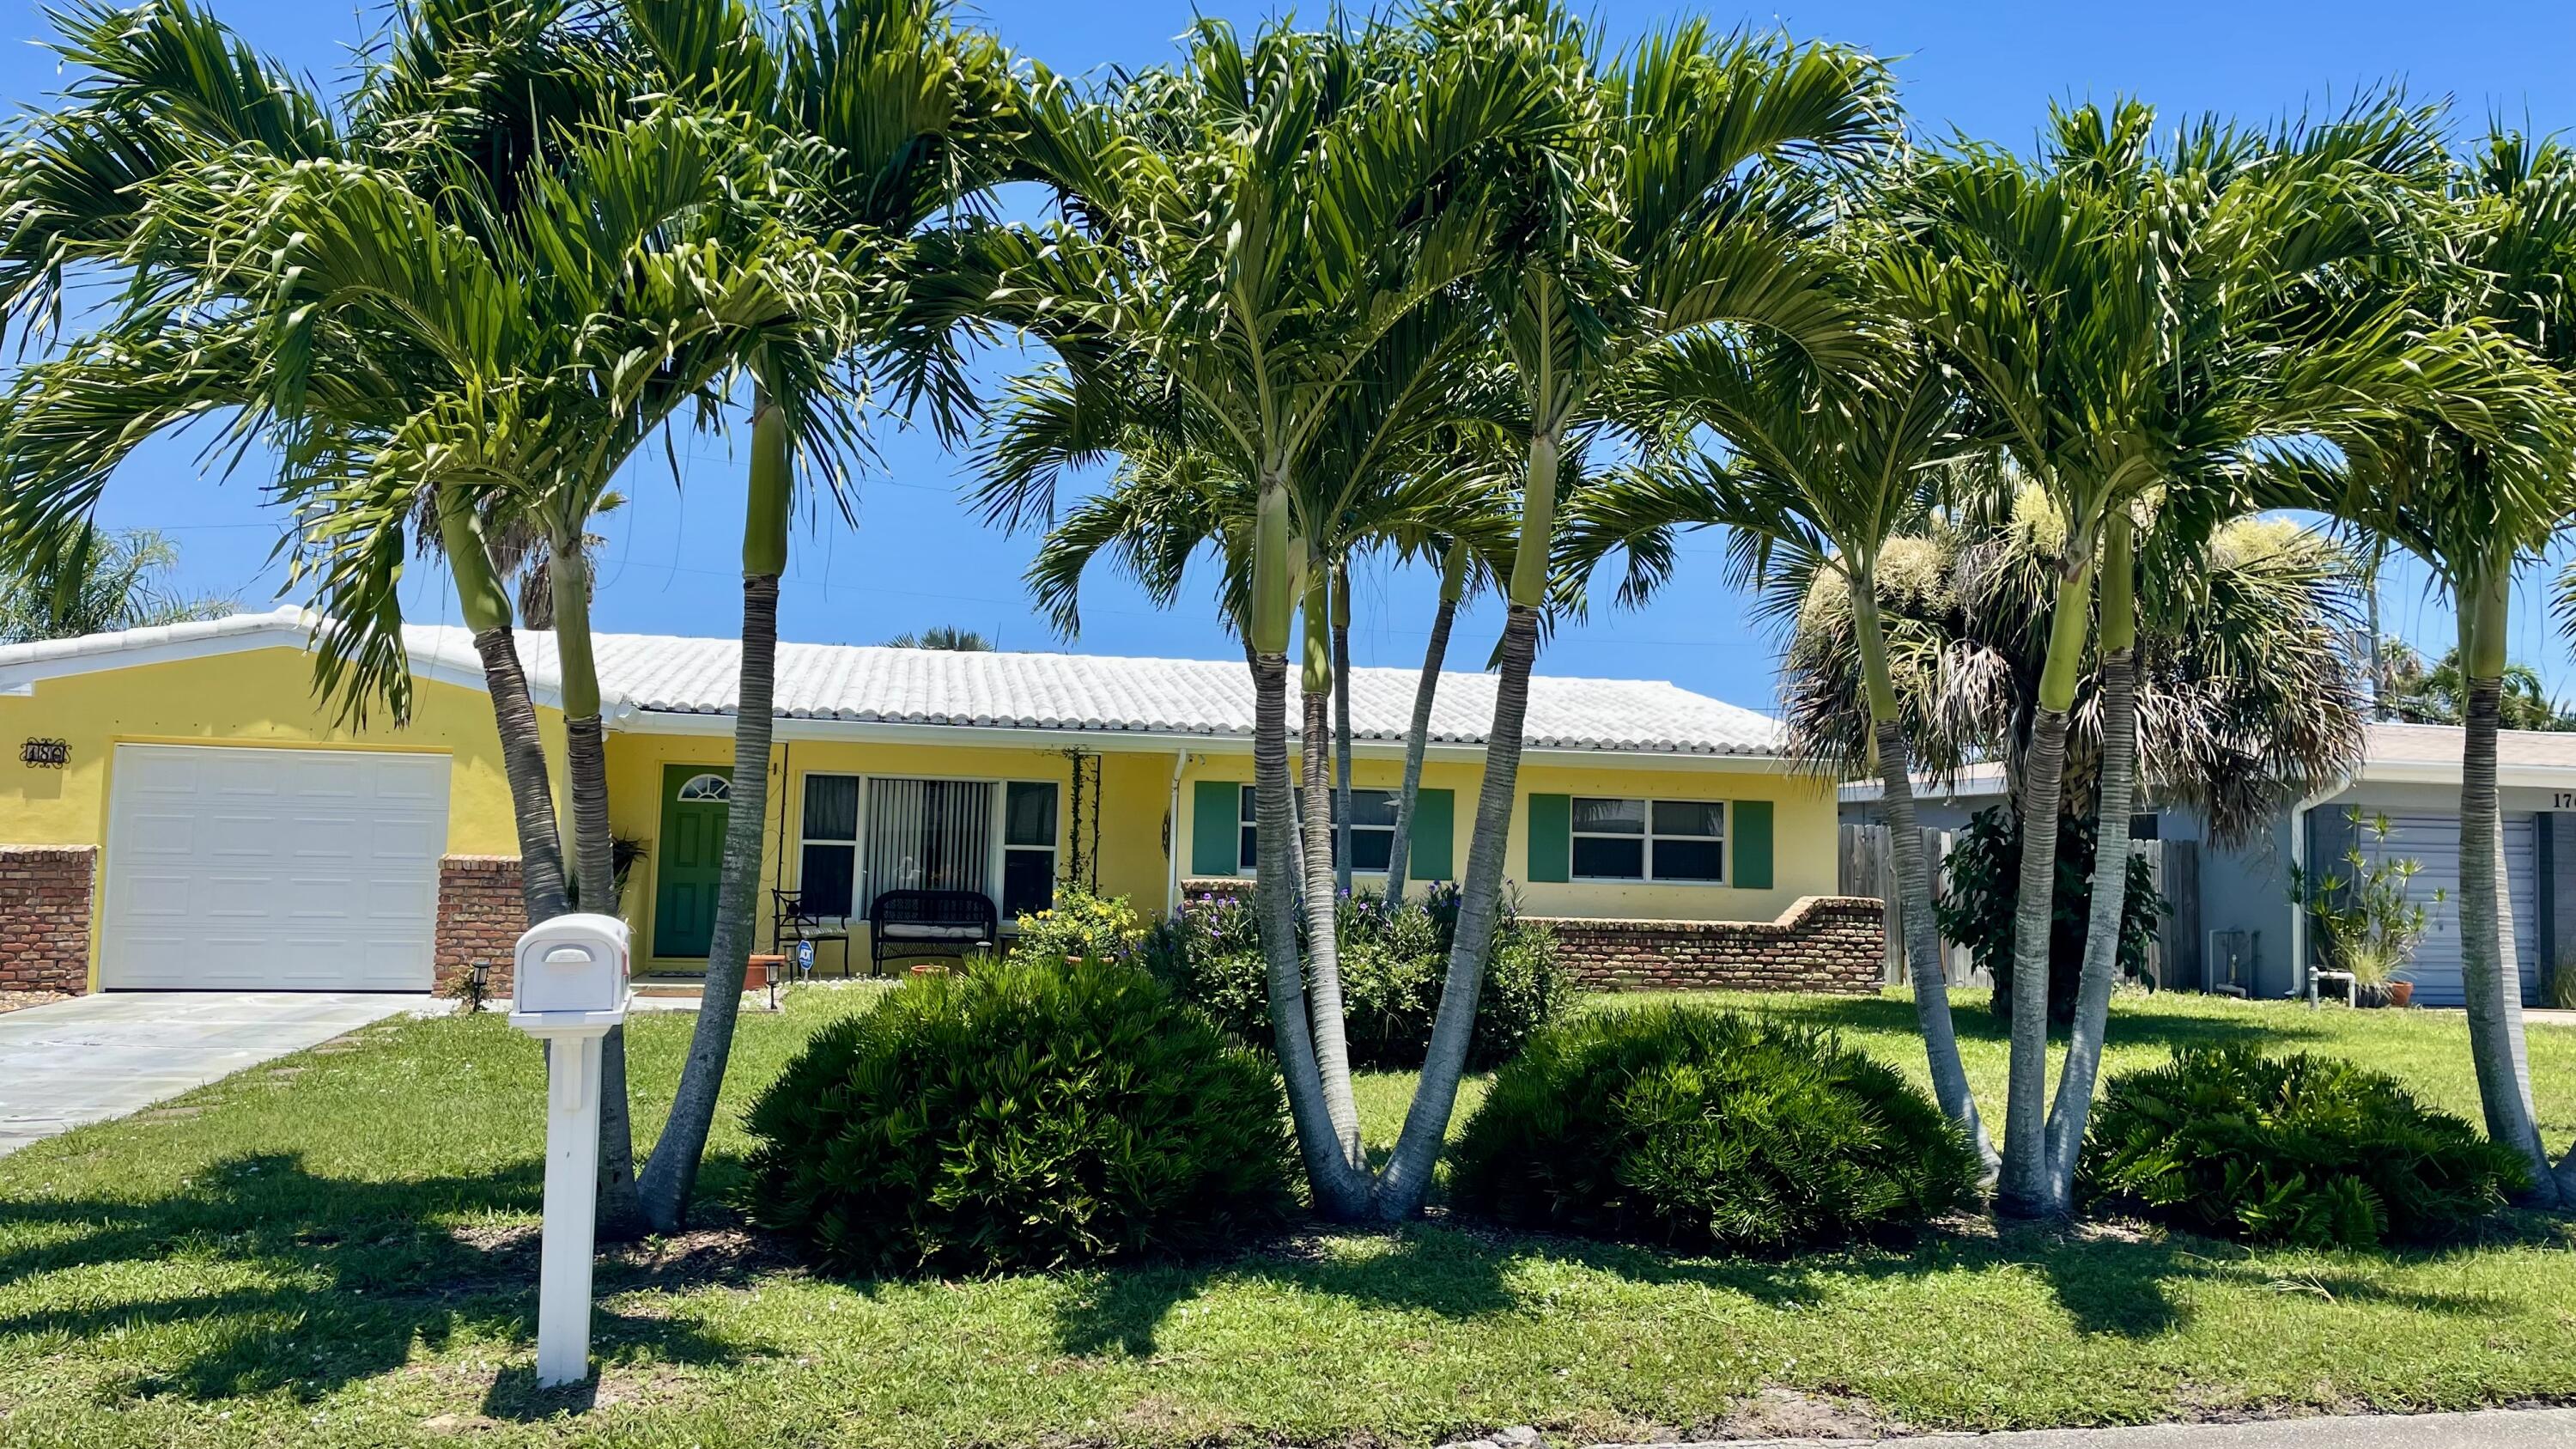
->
[0,608,1881,998]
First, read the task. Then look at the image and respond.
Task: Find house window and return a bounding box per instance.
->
[797,775,1061,921]
[677,772,731,801]
[1571,796,1724,883]
[1002,780,1060,918]
[1236,784,1398,874]
[799,776,860,917]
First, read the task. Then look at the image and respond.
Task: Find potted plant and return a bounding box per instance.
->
[2292,809,2439,1008]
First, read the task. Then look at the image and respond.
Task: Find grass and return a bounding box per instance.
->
[1,986,2573,1448]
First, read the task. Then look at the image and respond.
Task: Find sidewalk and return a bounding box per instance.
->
[1626,1405,2576,1448]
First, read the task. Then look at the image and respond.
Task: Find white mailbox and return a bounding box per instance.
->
[512,913,630,1019]
[505,912,631,1388]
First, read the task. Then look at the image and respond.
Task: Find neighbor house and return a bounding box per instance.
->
[1839,721,2576,1008]
[0,609,1881,999]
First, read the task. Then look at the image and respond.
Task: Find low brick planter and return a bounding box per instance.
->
[1177,879,1885,995]
[1535,897,1886,995]
[435,855,526,997]
[0,845,96,995]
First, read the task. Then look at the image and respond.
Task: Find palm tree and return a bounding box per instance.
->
[1869,98,2533,1215]
[618,0,1029,1231]
[0,527,234,642]
[885,626,995,649]
[0,0,579,922]
[1562,332,1995,1163]
[1371,10,1893,1221]
[2293,131,2576,1205]
[975,8,1568,1221]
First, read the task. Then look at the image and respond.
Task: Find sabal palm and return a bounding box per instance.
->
[1870,98,2539,1214]
[1564,332,1993,1163]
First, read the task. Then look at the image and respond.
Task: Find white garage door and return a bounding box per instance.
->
[100,744,452,991]
[2351,810,2540,1009]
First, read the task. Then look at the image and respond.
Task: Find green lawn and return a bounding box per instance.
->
[2,987,2573,1448]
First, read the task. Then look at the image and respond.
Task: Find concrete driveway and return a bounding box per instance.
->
[0,992,438,1156]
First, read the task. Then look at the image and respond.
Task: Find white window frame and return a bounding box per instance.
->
[1234,783,1399,876]
[793,773,1063,923]
[1571,795,1727,885]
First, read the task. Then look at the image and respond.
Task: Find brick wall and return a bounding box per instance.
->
[0,845,95,994]
[435,855,526,996]
[1181,878,1885,995]
[1537,896,1886,994]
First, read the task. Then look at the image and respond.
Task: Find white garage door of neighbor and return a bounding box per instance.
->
[101,744,453,991]
[2353,810,2540,1009]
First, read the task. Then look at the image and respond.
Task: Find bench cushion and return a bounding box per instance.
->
[879,922,990,941]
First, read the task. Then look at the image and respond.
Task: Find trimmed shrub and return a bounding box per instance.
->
[1450,1006,1979,1252]
[2079,1044,2527,1248]
[1007,883,1144,964]
[1139,881,1574,1070]
[738,956,1295,1275]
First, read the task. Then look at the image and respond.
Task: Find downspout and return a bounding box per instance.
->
[1166,747,1188,917]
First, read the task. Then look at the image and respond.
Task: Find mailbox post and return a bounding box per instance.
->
[506,913,632,1388]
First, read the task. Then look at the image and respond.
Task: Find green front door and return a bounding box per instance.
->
[653,764,732,959]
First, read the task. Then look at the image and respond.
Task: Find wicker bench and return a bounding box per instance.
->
[866,889,998,975]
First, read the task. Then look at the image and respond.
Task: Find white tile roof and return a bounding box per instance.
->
[1,607,1785,758]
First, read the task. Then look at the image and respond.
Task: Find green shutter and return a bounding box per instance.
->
[1190,780,1242,876]
[1410,788,1455,880]
[1733,799,1773,890]
[1528,793,1571,883]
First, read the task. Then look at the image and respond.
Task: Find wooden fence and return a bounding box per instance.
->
[1838,823,2202,990]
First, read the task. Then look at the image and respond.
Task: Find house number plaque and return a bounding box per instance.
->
[20,738,68,769]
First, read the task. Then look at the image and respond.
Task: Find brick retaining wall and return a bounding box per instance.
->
[435,855,526,997]
[1534,896,1885,994]
[0,846,95,994]
[1176,879,1886,995]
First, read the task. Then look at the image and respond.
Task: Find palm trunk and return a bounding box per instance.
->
[2456,576,2558,1204]
[1851,569,1990,1168]
[1376,604,1540,1217]
[548,533,639,1237]
[1300,569,1365,1169]
[635,396,788,1232]
[1374,421,1564,1220]
[1250,484,1372,1220]
[1998,553,2094,1219]
[1331,560,1356,900]
[1383,541,1465,901]
[438,491,570,924]
[2044,511,2137,1211]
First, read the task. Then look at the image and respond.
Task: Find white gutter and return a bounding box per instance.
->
[606,709,1795,773]
[1165,747,1188,916]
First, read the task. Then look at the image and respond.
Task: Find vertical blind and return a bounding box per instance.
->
[864,778,993,904]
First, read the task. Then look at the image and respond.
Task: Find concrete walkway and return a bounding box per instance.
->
[1641,1406,2576,1448]
[0,991,438,1155]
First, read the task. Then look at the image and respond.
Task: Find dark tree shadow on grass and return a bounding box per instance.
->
[0,1151,765,1407]
[1724,992,2329,1053]
[1041,1213,2512,1360]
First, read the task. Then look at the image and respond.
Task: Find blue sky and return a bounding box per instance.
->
[8,1,2576,713]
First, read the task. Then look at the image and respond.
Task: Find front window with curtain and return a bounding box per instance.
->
[797,775,1060,921]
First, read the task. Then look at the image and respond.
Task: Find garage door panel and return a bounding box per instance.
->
[102,745,450,992]
[2350,809,2538,1008]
